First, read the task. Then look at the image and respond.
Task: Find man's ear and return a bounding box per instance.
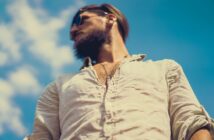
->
[106,14,117,25]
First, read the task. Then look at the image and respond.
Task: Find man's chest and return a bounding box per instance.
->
[59,62,169,114]
[58,61,171,139]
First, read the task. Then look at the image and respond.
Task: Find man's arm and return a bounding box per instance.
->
[166,60,214,140]
[191,128,212,140]
[24,81,60,140]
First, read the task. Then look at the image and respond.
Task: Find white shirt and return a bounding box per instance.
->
[25,54,214,140]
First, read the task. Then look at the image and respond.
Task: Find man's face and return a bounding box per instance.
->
[70,11,109,61]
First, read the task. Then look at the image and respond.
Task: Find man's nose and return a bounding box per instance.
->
[70,25,78,40]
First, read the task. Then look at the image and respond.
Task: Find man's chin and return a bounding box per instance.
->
[73,34,84,44]
[73,30,107,61]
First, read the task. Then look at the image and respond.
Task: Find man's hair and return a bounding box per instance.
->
[71,3,129,42]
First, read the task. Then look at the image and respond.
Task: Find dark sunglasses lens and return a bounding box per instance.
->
[76,15,81,25]
[73,9,107,26]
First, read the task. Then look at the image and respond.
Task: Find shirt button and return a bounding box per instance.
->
[103,124,112,135]
[97,92,101,98]
[105,102,112,110]
[106,113,111,119]
[96,118,101,123]
[111,136,116,140]
[105,111,112,119]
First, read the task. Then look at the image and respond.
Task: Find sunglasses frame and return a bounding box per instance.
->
[72,9,109,26]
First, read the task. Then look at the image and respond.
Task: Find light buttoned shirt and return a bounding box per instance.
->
[25,54,214,140]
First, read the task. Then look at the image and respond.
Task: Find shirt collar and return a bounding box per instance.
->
[81,54,146,69]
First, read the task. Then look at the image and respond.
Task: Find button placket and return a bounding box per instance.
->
[108,76,119,128]
[103,90,116,137]
[96,86,103,99]
[102,69,121,137]
[104,101,113,120]
[103,123,113,136]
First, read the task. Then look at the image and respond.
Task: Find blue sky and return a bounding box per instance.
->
[0,0,213,139]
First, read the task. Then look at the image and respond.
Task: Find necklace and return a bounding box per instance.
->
[97,55,129,85]
[100,63,109,85]
[99,60,121,84]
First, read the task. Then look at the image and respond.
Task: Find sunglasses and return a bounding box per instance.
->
[72,9,109,26]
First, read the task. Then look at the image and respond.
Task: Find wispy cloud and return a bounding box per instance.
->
[0,79,27,136]
[0,0,86,136]
[0,24,22,66]
[0,65,42,136]
[8,66,42,95]
[4,0,85,74]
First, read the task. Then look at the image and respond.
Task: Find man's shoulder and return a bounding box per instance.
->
[44,73,77,92]
[143,58,180,67]
[55,73,78,86]
[56,73,76,82]
[139,58,181,72]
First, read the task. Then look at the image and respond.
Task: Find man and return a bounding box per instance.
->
[25,3,213,140]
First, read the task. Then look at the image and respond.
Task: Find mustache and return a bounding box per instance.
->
[70,23,90,40]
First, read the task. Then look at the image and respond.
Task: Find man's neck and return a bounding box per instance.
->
[97,35,130,64]
[97,46,129,64]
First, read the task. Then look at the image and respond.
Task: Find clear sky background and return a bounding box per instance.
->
[0,0,213,139]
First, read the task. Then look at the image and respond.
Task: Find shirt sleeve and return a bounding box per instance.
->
[166,60,214,140]
[24,81,60,140]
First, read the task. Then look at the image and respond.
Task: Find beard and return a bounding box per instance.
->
[73,29,109,63]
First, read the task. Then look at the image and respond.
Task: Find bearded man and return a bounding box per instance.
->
[25,3,213,140]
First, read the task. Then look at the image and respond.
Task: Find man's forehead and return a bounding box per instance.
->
[78,8,108,16]
[79,11,98,16]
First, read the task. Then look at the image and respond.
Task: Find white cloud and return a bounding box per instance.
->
[0,80,14,99]
[8,66,42,95]
[0,51,8,66]
[0,0,85,74]
[4,0,85,75]
[0,0,86,137]
[0,80,27,136]
[0,66,42,136]
[0,24,22,66]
